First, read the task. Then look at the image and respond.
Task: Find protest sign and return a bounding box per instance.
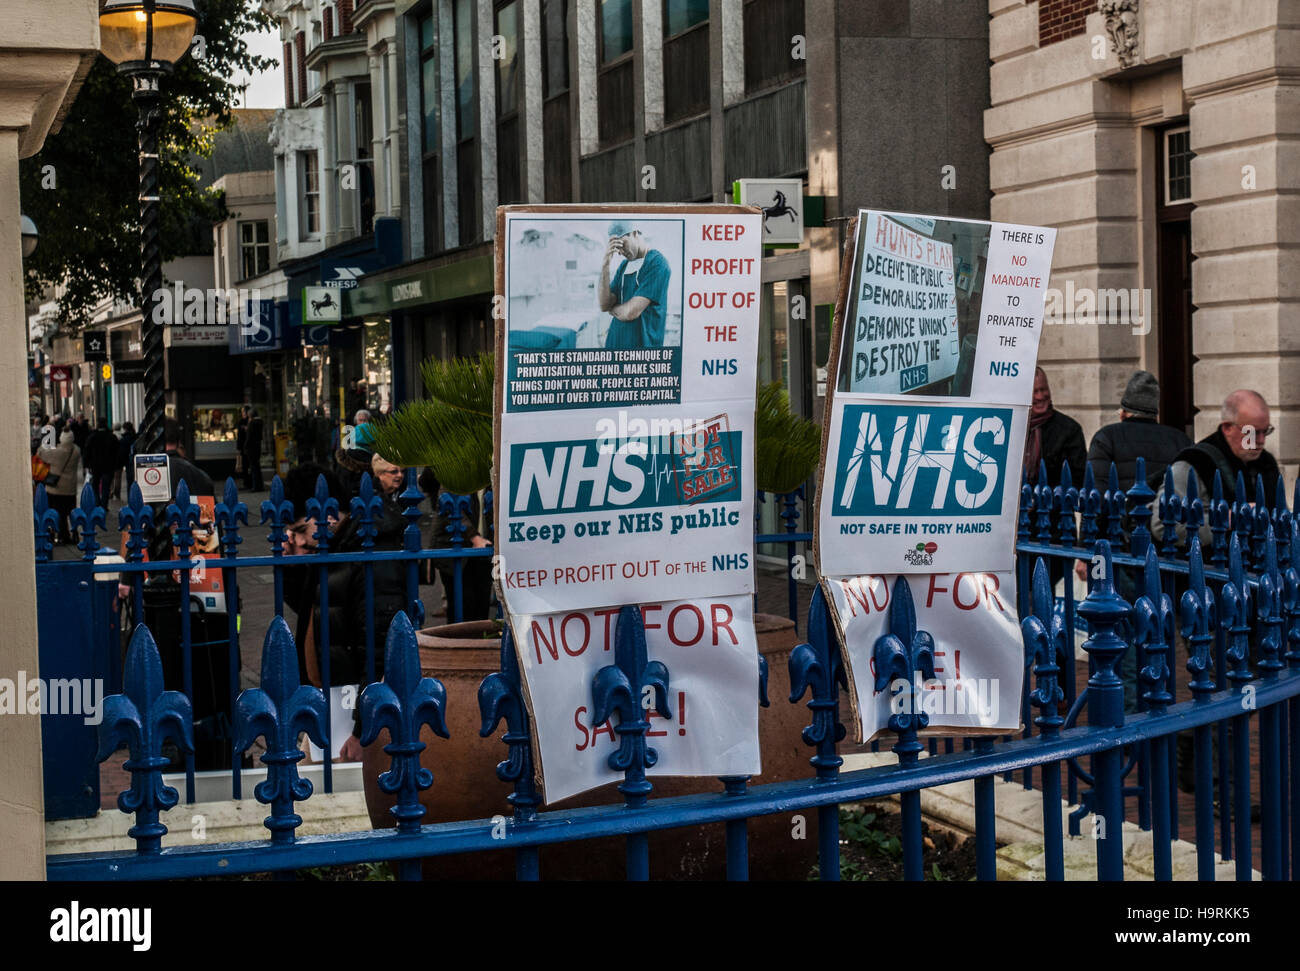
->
[816,209,1056,576]
[817,396,1029,575]
[812,209,1053,738]
[824,572,1024,742]
[511,594,761,803]
[494,204,764,802]
[496,205,763,614]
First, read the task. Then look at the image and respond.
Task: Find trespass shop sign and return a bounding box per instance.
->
[493,203,764,801]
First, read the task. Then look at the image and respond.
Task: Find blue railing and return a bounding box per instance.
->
[33,459,1300,880]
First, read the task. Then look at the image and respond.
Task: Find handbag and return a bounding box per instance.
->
[43,448,72,488]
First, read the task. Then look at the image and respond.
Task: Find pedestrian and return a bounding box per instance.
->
[38,428,82,544]
[1156,388,1280,549]
[113,421,136,500]
[1079,371,1193,712]
[423,469,493,623]
[1024,366,1086,489]
[83,416,117,508]
[1086,370,1191,489]
[240,406,265,491]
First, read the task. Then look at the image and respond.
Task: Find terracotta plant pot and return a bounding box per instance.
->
[361,612,821,879]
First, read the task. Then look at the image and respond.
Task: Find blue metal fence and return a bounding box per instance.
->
[33,460,1300,881]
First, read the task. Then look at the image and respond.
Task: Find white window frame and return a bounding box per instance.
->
[1164,125,1192,206]
[299,151,322,241]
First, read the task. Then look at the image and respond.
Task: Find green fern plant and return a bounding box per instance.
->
[369,352,495,495]
[755,381,820,495]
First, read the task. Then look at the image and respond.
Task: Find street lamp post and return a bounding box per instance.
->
[99,0,198,455]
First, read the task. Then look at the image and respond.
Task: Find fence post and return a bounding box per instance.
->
[1076,540,1131,880]
[215,477,248,800]
[789,585,845,881]
[1024,557,1065,880]
[1134,545,1174,880]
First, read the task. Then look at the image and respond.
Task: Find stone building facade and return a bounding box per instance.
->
[988,0,1299,471]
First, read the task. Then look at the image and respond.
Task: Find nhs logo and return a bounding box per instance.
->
[833,404,1010,516]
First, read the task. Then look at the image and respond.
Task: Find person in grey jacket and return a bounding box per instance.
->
[39,429,82,543]
[1086,370,1191,490]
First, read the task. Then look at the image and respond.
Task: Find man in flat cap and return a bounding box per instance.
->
[598,221,672,350]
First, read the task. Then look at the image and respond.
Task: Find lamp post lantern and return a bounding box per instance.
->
[99,0,198,455]
[20,215,38,259]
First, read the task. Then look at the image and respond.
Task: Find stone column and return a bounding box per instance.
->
[0,0,100,880]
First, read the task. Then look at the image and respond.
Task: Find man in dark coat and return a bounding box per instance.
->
[83,417,118,508]
[1024,366,1087,488]
[240,406,265,491]
[1087,370,1191,489]
[1156,389,1280,550]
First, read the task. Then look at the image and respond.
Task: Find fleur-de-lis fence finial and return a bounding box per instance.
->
[479,622,540,820]
[1055,462,1078,546]
[872,577,936,759]
[1208,470,1231,567]
[351,472,383,549]
[590,605,671,807]
[1133,546,1174,711]
[360,612,449,832]
[95,624,194,854]
[1104,463,1125,545]
[1159,465,1182,557]
[789,585,847,778]
[1126,457,1154,557]
[1076,540,1132,728]
[1272,475,1290,569]
[1077,463,1101,546]
[214,477,248,556]
[398,468,425,627]
[1220,533,1253,686]
[1180,536,1217,698]
[1022,558,1065,736]
[260,474,294,553]
[1034,459,1053,542]
[1231,470,1252,563]
[234,616,329,843]
[33,484,59,562]
[306,473,339,551]
[1250,476,1270,568]
[1256,524,1284,676]
[119,483,154,612]
[1284,520,1300,670]
[166,478,200,563]
[1181,468,1203,556]
[70,480,106,561]
[1019,470,1034,544]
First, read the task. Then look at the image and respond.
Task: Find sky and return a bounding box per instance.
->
[230,19,284,110]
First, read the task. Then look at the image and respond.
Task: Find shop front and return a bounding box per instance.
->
[346,242,494,406]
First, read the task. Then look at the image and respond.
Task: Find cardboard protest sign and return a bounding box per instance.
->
[815,210,1057,577]
[494,204,764,802]
[817,396,1029,575]
[496,205,762,614]
[511,594,761,804]
[824,573,1024,742]
[813,209,1053,738]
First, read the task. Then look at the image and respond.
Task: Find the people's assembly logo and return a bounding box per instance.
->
[903,541,938,566]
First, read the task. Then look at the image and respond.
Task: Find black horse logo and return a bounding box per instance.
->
[761,190,798,233]
[311,291,336,316]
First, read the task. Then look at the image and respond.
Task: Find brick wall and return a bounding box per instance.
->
[338,0,355,34]
[324,6,334,41]
[295,31,307,99]
[283,41,295,107]
[1038,0,1095,46]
